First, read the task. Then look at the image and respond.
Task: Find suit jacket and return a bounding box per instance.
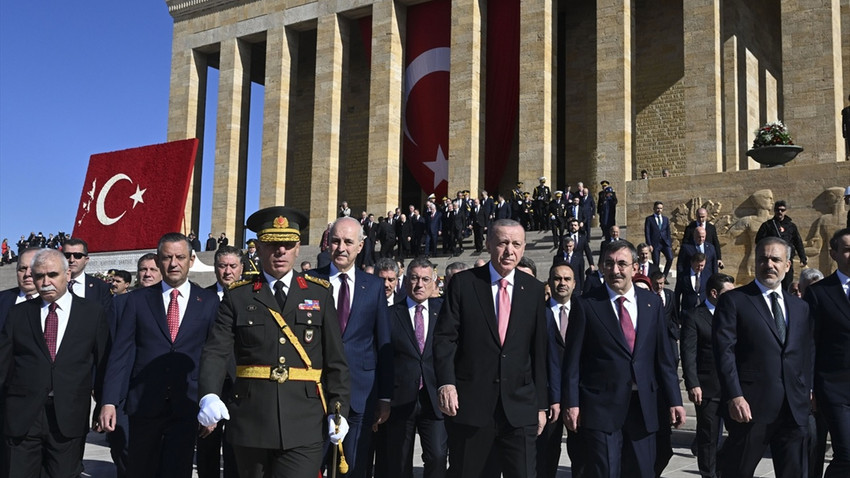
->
[713,281,813,425]
[0,296,108,437]
[805,273,850,405]
[682,221,722,261]
[199,273,349,449]
[561,285,682,433]
[674,270,709,313]
[582,269,604,296]
[562,231,594,267]
[644,214,672,249]
[567,204,586,226]
[676,242,718,278]
[635,262,660,279]
[0,287,22,330]
[389,298,443,417]
[82,273,114,311]
[552,252,585,295]
[494,201,511,220]
[433,266,548,428]
[102,282,219,418]
[546,302,569,406]
[680,304,720,398]
[312,266,393,413]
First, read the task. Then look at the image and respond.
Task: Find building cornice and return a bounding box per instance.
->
[166,0,261,22]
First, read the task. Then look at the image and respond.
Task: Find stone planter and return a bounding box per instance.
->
[746,145,803,167]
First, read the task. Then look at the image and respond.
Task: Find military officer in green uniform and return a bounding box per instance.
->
[198,206,351,478]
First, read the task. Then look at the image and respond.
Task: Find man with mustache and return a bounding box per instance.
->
[0,248,108,477]
[714,236,814,477]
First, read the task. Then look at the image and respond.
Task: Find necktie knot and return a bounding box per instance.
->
[68,279,77,294]
[499,278,509,291]
[25,294,33,301]
[170,288,180,300]
[415,304,424,314]
[48,302,57,313]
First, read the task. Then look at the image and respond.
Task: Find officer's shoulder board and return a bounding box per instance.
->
[228,279,253,290]
[303,274,330,288]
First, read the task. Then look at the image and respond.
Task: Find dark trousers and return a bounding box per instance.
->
[820,396,850,478]
[386,388,447,478]
[651,245,673,276]
[127,413,197,478]
[446,401,536,478]
[105,404,130,478]
[196,419,239,478]
[693,398,722,478]
[808,411,828,478]
[233,441,323,478]
[473,224,484,252]
[535,415,564,478]
[580,392,656,478]
[6,398,85,478]
[720,399,807,478]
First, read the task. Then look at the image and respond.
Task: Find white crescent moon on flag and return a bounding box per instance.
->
[403,47,451,146]
[96,173,131,226]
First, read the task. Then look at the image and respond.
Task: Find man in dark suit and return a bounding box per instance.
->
[0,248,108,477]
[434,219,548,478]
[541,261,581,478]
[680,272,735,478]
[599,224,622,259]
[805,227,850,477]
[205,233,217,251]
[313,217,393,478]
[583,267,605,295]
[397,214,412,258]
[650,271,678,347]
[597,182,618,241]
[548,191,568,250]
[196,245,243,478]
[378,216,396,259]
[675,253,709,314]
[553,237,585,295]
[0,248,39,328]
[713,236,814,478]
[636,243,660,279]
[567,196,587,231]
[425,204,442,258]
[682,208,724,269]
[385,258,447,478]
[564,218,595,271]
[197,207,350,478]
[644,201,674,277]
[99,233,220,478]
[470,198,489,253]
[494,194,511,221]
[561,240,685,477]
[63,237,113,311]
[677,227,718,278]
[375,258,403,306]
[411,210,425,257]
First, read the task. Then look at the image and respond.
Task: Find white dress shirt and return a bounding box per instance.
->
[264,270,293,297]
[406,297,430,332]
[329,265,355,311]
[488,263,516,312]
[69,274,86,299]
[41,290,73,350]
[605,284,638,330]
[755,279,787,325]
[160,280,192,326]
[548,298,571,336]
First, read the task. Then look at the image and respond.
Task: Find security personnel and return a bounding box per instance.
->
[510,181,525,221]
[241,239,261,280]
[197,206,351,478]
[532,176,552,232]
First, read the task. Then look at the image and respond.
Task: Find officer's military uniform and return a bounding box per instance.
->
[510,181,525,221]
[199,207,350,478]
[532,178,551,232]
[241,240,262,280]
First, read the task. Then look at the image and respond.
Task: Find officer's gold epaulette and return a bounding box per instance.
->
[304,274,330,288]
[228,279,253,290]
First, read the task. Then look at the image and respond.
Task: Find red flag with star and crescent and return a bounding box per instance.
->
[403,0,450,199]
[72,139,198,252]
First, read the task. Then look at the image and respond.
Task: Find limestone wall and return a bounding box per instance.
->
[627,161,850,284]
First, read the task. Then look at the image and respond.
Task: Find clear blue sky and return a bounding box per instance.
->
[0,2,264,246]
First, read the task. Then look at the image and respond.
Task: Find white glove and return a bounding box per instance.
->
[328,414,349,445]
[198,393,230,427]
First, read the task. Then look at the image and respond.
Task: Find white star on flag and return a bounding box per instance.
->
[130,184,146,208]
[424,145,448,190]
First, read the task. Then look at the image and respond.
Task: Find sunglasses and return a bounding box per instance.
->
[63,252,88,260]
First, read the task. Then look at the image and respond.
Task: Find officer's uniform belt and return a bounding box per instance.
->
[234,306,328,414]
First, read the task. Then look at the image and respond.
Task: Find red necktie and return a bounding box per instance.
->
[617,296,635,352]
[497,279,510,345]
[338,273,350,333]
[415,304,426,389]
[44,302,58,361]
[167,288,180,342]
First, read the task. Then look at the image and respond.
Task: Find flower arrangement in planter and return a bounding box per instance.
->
[747,120,802,167]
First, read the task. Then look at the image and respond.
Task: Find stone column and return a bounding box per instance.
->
[518,0,553,184]
[596,0,633,226]
[311,13,348,243]
[367,0,405,216]
[722,35,741,171]
[167,38,208,235]
[683,0,722,175]
[212,37,251,244]
[781,0,844,163]
[448,0,483,193]
[260,25,296,208]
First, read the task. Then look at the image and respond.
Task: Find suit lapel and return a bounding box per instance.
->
[424,300,440,356]
[26,301,52,361]
[588,288,631,354]
[823,274,850,318]
[546,307,565,347]
[472,267,500,344]
[146,285,171,341]
[505,273,533,344]
[745,283,782,343]
[394,302,419,353]
[633,291,655,352]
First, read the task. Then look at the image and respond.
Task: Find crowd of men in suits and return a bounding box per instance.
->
[2,190,849,478]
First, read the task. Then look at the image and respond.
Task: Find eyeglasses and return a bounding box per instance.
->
[63,252,87,260]
[602,260,634,270]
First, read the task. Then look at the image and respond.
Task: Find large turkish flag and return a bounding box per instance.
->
[403,0,450,199]
[72,139,198,252]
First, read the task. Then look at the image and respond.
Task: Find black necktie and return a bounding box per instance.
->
[274,281,287,311]
[770,292,786,344]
